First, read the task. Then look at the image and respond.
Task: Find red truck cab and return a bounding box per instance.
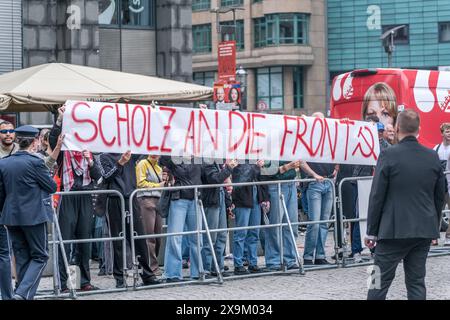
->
[330,68,450,148]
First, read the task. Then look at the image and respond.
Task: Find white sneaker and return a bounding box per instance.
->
[353,253,362,263]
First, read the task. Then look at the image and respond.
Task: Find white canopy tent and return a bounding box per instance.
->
[0,63,213,112]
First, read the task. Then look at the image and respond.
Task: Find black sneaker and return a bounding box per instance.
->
[234,266,250,275]
[303,259,314,265]
[248,265,262,273]
[314,259,330,265]
[115,278,126,288]
[165,278,183,283]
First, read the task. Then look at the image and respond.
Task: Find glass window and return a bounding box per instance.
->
[253,18,266,48]
[99,0,155,28]
[193,24,212,54]
[256,67,284,110]
[381,24,409,45]
[192,0,210,11]
[221,0,243,7]
[293,67,304,109]
[439,22,450,43]
[253,14,309,48]
[220,20,245,50]
[193,71,215,87]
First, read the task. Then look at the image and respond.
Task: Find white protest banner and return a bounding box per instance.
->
[61,101,380,165]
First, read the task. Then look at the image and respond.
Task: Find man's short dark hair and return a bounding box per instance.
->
[0,121,13,128]
[397,109,420,134]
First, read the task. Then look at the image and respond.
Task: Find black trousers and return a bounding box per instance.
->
[57,194,94,289]
[367,238,431,300]
[107,197,154,282]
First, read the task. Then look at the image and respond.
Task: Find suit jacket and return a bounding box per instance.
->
[367,136,445,240]
[0,151,57,226]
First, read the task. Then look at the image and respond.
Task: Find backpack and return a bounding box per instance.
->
[435,143,449,193]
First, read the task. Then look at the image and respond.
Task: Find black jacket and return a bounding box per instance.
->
[49,123,101,190]
[367,136,445,240]
[98,153,140,199]
[159,156,202,200]
[201,164,233,208]
[232,163,269,208]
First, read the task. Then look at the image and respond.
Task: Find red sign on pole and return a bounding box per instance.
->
[218,41,236,82]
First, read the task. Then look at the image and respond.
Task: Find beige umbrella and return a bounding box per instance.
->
[0,63,213,112]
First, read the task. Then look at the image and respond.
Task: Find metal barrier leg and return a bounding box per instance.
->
[198,199,223,284]
[51,222,60,296]
[121,203,128,288]
[52,209,77,299]
[277,183,284,271]
[331,183,340,268]
[127,205,139,290]
[194,188,205,281]
[280,194,305,275]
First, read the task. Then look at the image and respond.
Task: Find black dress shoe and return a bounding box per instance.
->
[303,259,314,265]
[248,265,262,273]
[142,277,161,286]
[314,259,330,265]
[165,278,183,283]
[234,266,249,275]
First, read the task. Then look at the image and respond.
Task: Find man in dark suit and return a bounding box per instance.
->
[0,125,57,300]
[365,109,445,300]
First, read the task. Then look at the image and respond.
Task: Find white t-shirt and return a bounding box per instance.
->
[434,143,450,161]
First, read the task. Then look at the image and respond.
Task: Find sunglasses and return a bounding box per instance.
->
[0,129,15,134]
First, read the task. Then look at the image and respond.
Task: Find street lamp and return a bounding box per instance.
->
[210,6,244,41]
[236,66,247,110]
[380,25,406,68]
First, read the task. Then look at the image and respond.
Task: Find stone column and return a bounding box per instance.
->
[156,0,193,82]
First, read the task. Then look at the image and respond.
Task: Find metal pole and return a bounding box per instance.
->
[51,222,59,296]
[195,187,203,281]
[52,207,77,299]
[121,196,128,288]
[198,199,223,283]
[280,193,305,275]
[128,194,139,290]
[277,183,284,270]
[338,178,348,267]
[330,180,340,268]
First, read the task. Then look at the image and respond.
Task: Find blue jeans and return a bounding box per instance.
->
[264,182,299,269]
[0,225,12,300]
[351,183,363,255]
[233,186,261,267]
[164,199,203,280]
[182,226,189,262]
[303,181,333,261]
[201,189,227,273]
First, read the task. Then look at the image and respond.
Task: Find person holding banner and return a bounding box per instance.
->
[50,106,102,292]
[231,161,268,275]
[99,151,160,288]
[365,109,445,300]
[200,160,237,276]
[159,156,204,282]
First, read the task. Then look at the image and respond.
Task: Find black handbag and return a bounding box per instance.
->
[157,189,171,218]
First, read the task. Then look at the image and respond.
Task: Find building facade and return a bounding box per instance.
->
[0,0,193,125]
[192,0,327,116]
[328,0,450,77]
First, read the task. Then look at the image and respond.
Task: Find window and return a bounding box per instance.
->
[253,14,309,48]
[256,67,283,110]
[439,22,450,43]
[193,24,212,54]
[253,0,263,3]
[99,0,155,28]
[193,71,215,87]
[381,24,409,45]
[293,67,304,109]
[220,20,245,50]
[221,0,243,7]
[254,18,266,48]
[192,0,210,11]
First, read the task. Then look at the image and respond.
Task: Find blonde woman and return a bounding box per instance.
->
[136,155,167,276]
[362,82,398,127]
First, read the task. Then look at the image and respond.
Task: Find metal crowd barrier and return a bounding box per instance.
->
[128,178,340,290]
[36,189,127,299]
[337,175,450,267]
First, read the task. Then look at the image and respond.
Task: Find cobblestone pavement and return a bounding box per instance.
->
[36,232,450,300]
